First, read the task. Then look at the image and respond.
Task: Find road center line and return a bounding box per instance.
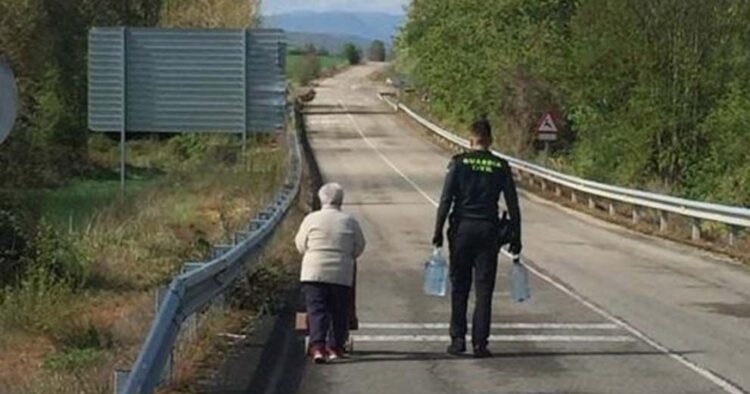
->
[359,323,619,330]
[339,100,438,206]
[338,98,745,394]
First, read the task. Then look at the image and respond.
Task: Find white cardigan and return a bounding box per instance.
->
[295,206,366,286]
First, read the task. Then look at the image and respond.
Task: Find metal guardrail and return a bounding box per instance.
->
[379,93,750,243]
[119,113,302,393]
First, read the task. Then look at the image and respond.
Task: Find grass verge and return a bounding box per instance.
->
[0,132,289,393]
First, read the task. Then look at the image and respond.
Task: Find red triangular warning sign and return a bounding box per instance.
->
[538,113,558,133]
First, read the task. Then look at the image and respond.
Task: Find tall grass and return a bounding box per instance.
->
[0,132,289,393]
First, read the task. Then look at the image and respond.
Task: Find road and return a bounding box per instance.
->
[291,63,750,394]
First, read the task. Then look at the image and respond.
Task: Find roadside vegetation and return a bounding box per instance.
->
[395,0,750,206]
[287,44,348,86]
[343,42,363,65]
[368,40,387,62]
[0,1,299,392]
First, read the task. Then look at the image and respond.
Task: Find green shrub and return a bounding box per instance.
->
[43,348,105,372]
[0,208,32,287]
[290,51,322,86]
[24,220,88,287]
[342,42,361,65]
[0,268,77,334]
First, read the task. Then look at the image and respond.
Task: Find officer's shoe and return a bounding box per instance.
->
[446,338,466,355]
[473,345,493,359]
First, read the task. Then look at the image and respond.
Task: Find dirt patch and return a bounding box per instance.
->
[0,333,55,389]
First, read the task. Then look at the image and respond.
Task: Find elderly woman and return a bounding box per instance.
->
[295,183,366,363]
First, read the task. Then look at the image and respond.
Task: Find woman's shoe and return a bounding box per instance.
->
[312,348,327,364]
[327,347,345,361]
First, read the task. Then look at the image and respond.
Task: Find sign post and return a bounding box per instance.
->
[88,28,287,190]
[536,112,559,164]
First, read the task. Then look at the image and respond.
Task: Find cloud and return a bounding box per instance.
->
[262,0,409,15]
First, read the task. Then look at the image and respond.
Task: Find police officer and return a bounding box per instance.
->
[432,117,522,358]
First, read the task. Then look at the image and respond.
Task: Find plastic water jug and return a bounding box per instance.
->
[423,248,448,296]
[510,256,531,302]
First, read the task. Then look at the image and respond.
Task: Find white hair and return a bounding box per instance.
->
[318,182,344,207]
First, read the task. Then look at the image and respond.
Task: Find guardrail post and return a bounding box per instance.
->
[555,186,562,197]
[659,211,668,233]
[571,191,577,204]
[212,245,233,260]
[588,197,595,210]
[632,208,640,224]
[540,179,547,191]
[608,202,616,217]
[234,231,249,244]
[691,219,701,241]
[114,369,130,394]
[727,226,739,246]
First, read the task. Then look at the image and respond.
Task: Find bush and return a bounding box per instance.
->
[368,40,386,62]
[290,50,322,86]
[342,43,361,65]
[43,348,105,372]
[24,220,88,287]
[0,208,31,287]
[0,268,77,334]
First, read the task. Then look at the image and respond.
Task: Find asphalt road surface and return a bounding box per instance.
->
[292,63,750,394]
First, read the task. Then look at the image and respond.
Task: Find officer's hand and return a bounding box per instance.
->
[432,233,444,248]
[509,240,522,255]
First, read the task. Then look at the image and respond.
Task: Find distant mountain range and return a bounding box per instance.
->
[284,32,373,54]
[263,11,405,52]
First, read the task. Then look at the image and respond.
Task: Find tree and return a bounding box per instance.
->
[395,0,750,204]
[368,40,386,62]
[342,42,361,65]
[161,0,258,28]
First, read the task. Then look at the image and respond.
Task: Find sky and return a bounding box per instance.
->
[262,0,410,15]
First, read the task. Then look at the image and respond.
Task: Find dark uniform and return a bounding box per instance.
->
[433,149,522,350]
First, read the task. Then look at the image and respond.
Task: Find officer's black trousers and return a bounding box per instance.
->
[448,219,499,348]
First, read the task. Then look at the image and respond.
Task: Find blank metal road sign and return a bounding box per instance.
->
[88,27,287,135]
[0,57,18,144]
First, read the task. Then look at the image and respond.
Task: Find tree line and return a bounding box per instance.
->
[396,0,750,205]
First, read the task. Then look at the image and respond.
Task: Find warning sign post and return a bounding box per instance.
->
[536,112,559,164]
[537,113,558,142]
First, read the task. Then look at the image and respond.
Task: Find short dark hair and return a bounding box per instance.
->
[470,117,492,145]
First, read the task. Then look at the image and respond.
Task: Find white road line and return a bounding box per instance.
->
[339,100,438,206]
[519,262,745,394]
[352,335,635,343]
[340,99,746,394]
[359,323,619,330]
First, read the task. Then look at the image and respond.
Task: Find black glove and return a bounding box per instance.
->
[509,240,522,255]
[432,233,444,248]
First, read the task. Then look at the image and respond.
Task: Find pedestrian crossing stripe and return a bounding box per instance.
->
[358,323,619,330]
[351,335,635,343]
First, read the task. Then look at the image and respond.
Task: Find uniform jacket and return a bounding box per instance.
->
[295,205,366,286]
[434,149,521,244]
